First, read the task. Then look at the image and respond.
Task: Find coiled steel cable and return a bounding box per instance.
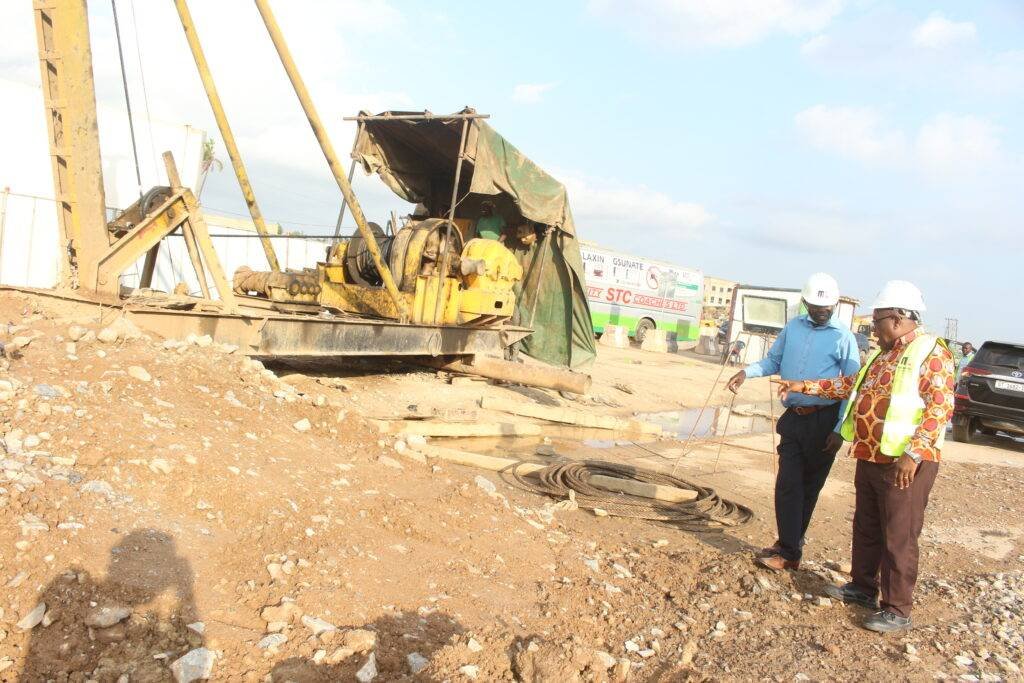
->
[506,460,753,532]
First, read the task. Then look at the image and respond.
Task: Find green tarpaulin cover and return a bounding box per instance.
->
[352,110,596,370]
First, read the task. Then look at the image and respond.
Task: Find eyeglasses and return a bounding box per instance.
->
[871,314,899,328]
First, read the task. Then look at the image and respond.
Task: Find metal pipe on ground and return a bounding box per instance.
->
[421,354,592,395]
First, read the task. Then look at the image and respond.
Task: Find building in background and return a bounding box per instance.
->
[702,275,737,319]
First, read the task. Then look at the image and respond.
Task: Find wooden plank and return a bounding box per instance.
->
[410,443,547,475]
[373,419,542,438]
[589,474,697,503]
[480,396,661,435]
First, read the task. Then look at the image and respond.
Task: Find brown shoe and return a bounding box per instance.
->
[756,554,800,571]
[757,542,783,558]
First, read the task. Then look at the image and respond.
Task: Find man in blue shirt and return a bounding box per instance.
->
[726,273,860,571]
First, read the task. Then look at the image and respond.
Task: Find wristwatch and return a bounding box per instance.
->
[904,450,922,464]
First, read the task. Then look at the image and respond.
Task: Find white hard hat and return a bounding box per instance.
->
[871,280,926,312]
[801,272,840,306]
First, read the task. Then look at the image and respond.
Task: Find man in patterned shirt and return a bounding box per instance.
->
[776,281,954,633]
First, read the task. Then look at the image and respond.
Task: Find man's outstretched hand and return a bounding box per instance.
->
[772,379,806,402]
[823,431,844,455]
[726,370,746,394]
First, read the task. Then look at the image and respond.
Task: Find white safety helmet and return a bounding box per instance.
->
[871,280,926,312]
[801,272,840,306]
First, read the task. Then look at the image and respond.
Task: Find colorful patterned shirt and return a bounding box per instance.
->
[800,328,955,463]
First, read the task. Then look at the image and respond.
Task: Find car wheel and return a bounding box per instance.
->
[952,416,974,443]
[634,318,656,345]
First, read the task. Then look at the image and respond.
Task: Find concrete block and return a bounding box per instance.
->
[640,328,670,353]
[694,334,719,356]
[599,325,629,348]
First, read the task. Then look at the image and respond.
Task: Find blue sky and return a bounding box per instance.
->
[2,1,1021,343]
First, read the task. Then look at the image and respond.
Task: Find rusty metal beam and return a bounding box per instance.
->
[123,307,531,357]
[343,113,490,122]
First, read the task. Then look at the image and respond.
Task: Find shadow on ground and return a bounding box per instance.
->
[19,529,201,682]
[269,611,464,682]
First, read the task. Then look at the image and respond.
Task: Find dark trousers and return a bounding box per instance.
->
[851,458,938,618]
[773,404,841,561]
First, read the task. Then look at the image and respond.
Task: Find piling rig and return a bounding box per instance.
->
[18,1,590,391]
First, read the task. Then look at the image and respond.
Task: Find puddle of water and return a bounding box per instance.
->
[638,401,780,439]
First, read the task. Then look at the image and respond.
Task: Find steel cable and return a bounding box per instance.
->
[505,460,753,532]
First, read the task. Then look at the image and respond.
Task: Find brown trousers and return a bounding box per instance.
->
[851,458,939,618]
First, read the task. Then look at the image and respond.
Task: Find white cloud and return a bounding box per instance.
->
[747,204,884,254]
[795,106,1004,179]
[587,0,845,49]
[964,49,1024,94]
[800,34,831,56]
[794,105,907,164]
[512,82,558,104]
[915,114,1000,174]
[911,12,976,49]
[557,171,712,241]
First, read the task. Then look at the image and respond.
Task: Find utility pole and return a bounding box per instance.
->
[944,317,958,340]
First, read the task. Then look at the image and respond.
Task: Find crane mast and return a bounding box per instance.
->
[34,0,108,290]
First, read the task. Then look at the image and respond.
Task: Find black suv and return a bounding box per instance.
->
[953,341,1024,442]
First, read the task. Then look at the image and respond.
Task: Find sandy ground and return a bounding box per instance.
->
[0,290,1021,682]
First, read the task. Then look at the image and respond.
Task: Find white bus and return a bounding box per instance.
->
[580,241,704,344]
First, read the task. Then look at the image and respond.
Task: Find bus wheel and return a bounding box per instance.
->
[635,318,656,345]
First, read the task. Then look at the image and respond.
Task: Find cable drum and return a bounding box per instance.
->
[507,460,753,533]
[344,222,391,286]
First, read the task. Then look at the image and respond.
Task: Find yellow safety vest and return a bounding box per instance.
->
[839,334,948,457]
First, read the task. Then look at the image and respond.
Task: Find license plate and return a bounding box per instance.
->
[994,380,1024,393]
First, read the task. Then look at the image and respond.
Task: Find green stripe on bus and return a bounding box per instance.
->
[590,311,700,341]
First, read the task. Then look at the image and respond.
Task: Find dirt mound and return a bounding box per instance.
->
[0,290,1021,681]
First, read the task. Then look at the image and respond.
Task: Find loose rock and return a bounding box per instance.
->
[356,653,378,682]
[85,606,131,628]
[170,647,215,683]
[302,614,336,636]
[344,628,377,653]
[127,365,152,382]
[407,652,429,674]
[16,603,46,631]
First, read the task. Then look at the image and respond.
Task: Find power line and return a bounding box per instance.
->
[201,204,343,229]
[128,0,160,177]
[110,0,143,201]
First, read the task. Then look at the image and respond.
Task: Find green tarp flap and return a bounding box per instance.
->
[352,110,596,370]
[511,219,596,369]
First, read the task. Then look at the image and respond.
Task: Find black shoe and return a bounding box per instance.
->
[824,582,879,609]
[862,610,911,633]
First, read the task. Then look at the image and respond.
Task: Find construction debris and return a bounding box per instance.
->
[480,396,661,434]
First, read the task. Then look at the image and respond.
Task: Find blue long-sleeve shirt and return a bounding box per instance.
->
[745,315,861,428]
